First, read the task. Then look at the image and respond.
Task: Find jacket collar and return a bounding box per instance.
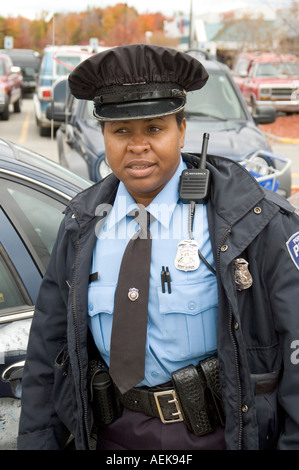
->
[183,152,265,227]
[65,152,266,233]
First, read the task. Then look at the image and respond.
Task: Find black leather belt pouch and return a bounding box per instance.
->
[171,356,225,436]
[88,359,123,426]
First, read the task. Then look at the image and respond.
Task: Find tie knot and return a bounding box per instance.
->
[129,206,152,239]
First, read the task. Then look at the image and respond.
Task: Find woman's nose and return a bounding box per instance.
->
[127,135,150,153]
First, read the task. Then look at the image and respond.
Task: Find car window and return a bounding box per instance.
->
[185,71,246,120]
[0,180,65,272]
[0,246,31,311]
[22,66,37,78]
[54,56,82,76]
[40,51,53,75]
[234,58,250,75]
[256,62,299,77]
[82,100,102,129]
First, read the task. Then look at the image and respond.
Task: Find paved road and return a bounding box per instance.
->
[1,96,299,190]
[0,96,59,163]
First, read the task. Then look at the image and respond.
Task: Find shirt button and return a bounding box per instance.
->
[242,405,249,413]
[234,322,239,330]
[188,301,196,311]
[88,302,93,311]
[254,207,262,214]
[151,371,159,378]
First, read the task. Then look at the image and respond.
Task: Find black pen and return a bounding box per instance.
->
[165,267,171,294]
[161,266,166,293]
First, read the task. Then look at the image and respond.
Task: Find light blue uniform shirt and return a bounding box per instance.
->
[88,157,218,387]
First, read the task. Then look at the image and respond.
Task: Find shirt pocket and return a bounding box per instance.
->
[88,284,116,354]
[157,279,218,361]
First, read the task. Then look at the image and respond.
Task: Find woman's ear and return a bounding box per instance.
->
[180,118,186,148]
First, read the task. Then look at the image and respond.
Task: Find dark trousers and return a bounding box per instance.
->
[97,408,226,450]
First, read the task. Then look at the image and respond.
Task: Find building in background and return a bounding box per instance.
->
[164,2,299,65]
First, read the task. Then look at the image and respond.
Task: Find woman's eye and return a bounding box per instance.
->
[148,126,160,133]
[115,127,128,134]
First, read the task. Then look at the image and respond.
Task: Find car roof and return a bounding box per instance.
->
[0,138,91,199]
[186,52,233,79]
[237,52,299,63]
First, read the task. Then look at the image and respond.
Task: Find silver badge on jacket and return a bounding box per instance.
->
[175,239,200,272]
[233,258,253,291]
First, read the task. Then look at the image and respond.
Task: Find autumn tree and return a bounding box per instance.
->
[216,11,275,53]
[30,12,50,50]
[276,0,299,55]
[80,8,104,44]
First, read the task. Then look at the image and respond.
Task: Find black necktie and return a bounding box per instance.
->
[109,206,152,394]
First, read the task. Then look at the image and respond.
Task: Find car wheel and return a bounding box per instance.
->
[1,102,9,121]
[39,125,51,137]
[13,98,22,113]
[250,95,257,115]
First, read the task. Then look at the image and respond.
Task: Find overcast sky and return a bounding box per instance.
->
[1,0,293,20]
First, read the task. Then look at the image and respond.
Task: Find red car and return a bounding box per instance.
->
[232,52,299,114]
[0,53,23,120]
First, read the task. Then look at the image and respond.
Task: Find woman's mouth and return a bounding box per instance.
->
[127,161,155,177]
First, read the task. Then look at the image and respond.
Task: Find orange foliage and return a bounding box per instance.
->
[0,5,172,52]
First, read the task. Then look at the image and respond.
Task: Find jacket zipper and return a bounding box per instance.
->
[72,237,92,450]
[228,301,243,449]
[217,227,244,449]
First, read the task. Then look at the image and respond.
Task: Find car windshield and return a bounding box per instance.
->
[256,62,299,77]
[185,71,247,120]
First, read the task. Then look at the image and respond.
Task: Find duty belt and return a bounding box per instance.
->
[89,356,280,437]
[89,355,225,436]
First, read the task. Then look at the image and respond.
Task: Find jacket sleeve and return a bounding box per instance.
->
[265,209,299,449]
[17,218,72,450]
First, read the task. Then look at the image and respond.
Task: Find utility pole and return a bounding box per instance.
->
[189,0,194,49]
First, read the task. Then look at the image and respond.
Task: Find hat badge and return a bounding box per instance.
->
[128,288,139,301]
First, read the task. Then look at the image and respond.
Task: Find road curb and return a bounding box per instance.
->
[264,132,299,144]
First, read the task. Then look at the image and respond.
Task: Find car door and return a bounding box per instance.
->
[56,93,93,179]
[0,173,68,449]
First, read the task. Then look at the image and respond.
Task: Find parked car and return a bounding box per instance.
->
[33,45,96,136]
[232,52,299,114]
[0,138,91,449]
[49,53,292,197]
[0,53,23,120]
[0,49,40,95]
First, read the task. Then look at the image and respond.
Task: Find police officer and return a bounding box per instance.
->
[18,44,299,450]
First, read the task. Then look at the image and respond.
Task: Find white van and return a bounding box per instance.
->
[33,45,107,136]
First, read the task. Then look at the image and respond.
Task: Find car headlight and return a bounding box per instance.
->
[259,87,271,99]
[98,157,112,179]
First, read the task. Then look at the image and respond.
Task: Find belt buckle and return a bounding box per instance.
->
[154,389,184,424]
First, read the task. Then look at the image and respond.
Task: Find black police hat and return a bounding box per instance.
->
[68,44,209,121]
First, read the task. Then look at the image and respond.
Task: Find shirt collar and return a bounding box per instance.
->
[148,158,186,229]
[106,157,186,231]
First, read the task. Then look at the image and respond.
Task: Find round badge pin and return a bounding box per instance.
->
[128,287,139,301]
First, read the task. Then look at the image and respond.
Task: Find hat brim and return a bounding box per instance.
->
[93,97,186,121]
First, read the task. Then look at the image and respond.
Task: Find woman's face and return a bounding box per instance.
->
[102,114,186,206]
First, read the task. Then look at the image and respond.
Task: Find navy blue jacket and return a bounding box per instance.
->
[18,153,299,450]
